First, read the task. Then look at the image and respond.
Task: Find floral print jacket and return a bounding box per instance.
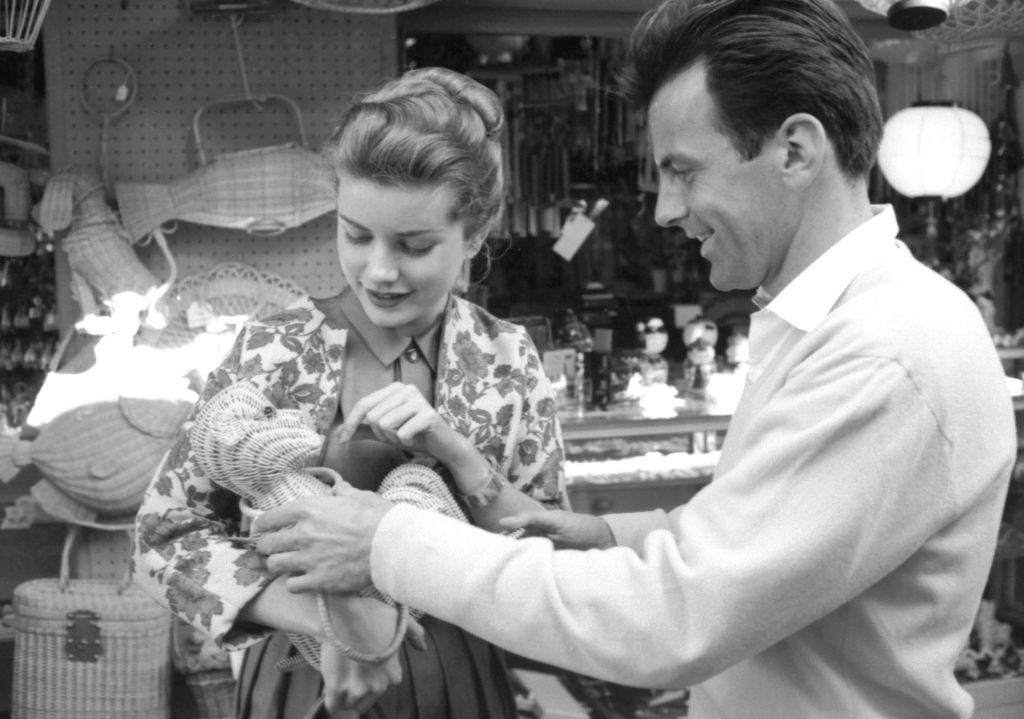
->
[132,294,569,649]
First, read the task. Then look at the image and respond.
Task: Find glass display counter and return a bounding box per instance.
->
[559,400,730,516]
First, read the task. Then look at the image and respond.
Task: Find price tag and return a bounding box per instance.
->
[552,213,595,261]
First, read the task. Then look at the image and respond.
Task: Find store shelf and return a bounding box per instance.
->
[965,676,1024,719]
[560,403,730,441]
[568,474,709,515]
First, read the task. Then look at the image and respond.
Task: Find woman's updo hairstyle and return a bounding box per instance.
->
[325,67,505,242]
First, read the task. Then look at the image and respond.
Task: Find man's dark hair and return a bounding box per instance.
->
[620,0,883,178]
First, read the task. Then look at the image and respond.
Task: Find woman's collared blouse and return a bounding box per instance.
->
[132,293,569,649]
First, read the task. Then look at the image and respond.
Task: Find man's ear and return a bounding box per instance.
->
[775,113,827,189]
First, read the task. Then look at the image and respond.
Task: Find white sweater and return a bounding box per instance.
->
[372,207,1016,718]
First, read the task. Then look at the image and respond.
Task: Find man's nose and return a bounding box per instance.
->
[654,186,689,228]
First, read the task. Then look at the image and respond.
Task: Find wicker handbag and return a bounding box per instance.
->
[10,524,172,719]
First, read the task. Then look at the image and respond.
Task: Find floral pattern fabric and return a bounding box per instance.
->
[132,294,568,649]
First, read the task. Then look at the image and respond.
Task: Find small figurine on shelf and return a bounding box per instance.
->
[556,308,593,413]
[640,316,669,385]
[725,328,750,377]
[681,316,719,395]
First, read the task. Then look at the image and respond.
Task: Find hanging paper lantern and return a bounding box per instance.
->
[877,104,991,199]
[856,0,952,30]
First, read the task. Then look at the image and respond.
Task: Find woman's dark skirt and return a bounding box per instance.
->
[234,615,517,719]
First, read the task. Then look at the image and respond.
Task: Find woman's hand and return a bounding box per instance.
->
[499,509,616,550]
[320,640,402,716]
[334,382,472,469]
[318,594,407,715]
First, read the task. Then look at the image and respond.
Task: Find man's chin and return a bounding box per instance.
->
[708,274,736,292]
[708,270,757,294]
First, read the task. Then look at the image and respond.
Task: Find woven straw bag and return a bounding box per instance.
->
[138,261,306,352]
[10,524,172,719]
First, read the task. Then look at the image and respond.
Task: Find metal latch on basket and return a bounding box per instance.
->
[66,610,102,662]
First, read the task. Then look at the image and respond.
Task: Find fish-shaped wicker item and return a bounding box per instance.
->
[0,395,196,516]
[115,144,336,241]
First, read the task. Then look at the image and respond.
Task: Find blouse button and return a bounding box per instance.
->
[404,344,420,363]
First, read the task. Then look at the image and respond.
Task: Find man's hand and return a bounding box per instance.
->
[499,509,616,550]
[254,482,393,594]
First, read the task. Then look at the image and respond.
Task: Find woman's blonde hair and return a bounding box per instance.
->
[324,67,505,242]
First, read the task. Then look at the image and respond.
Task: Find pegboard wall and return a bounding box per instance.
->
[41,1,398,328]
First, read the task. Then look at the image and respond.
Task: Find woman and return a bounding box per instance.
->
[133,67,569,719]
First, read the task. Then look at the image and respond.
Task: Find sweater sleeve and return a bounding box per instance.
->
[371,352,956,688]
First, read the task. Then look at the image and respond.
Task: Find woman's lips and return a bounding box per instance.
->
[365,288,412,308]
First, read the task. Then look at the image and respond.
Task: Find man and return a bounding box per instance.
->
[255,1,1016,716]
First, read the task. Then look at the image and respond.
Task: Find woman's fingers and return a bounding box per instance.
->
[336,383,405,442]
[338,383,436,449]
[499,511,555,533]
[405,616,427,651]
[497,510,614,550]
[322,653,402,715]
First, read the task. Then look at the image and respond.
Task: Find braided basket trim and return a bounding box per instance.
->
[915,0,1024,41]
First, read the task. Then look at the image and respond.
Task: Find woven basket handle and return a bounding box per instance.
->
[191,93,308,165]
[58,521,135,594]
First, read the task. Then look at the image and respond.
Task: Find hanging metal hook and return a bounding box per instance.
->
[229,14,263,110]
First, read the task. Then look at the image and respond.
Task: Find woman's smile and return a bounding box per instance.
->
[364,287,413,309]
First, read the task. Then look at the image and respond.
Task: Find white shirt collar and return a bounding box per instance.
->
[759,205,900,332]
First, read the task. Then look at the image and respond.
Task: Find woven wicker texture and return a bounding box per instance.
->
[916,0,1024,41]
[289,0,439,13]
[189,381,467,668]
[11,528,172,719]
[0,0,53,52]
[38,168,161,303]
[137,261,305,354]
[190,381,326,512]
[8,395,195,516]
[114,144,336,242]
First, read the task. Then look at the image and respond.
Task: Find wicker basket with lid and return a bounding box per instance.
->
[10,524,172,719]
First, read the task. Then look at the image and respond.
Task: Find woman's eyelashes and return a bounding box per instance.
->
[343,231,372,244]
[400,240,434,257]
[342,230,435,257]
